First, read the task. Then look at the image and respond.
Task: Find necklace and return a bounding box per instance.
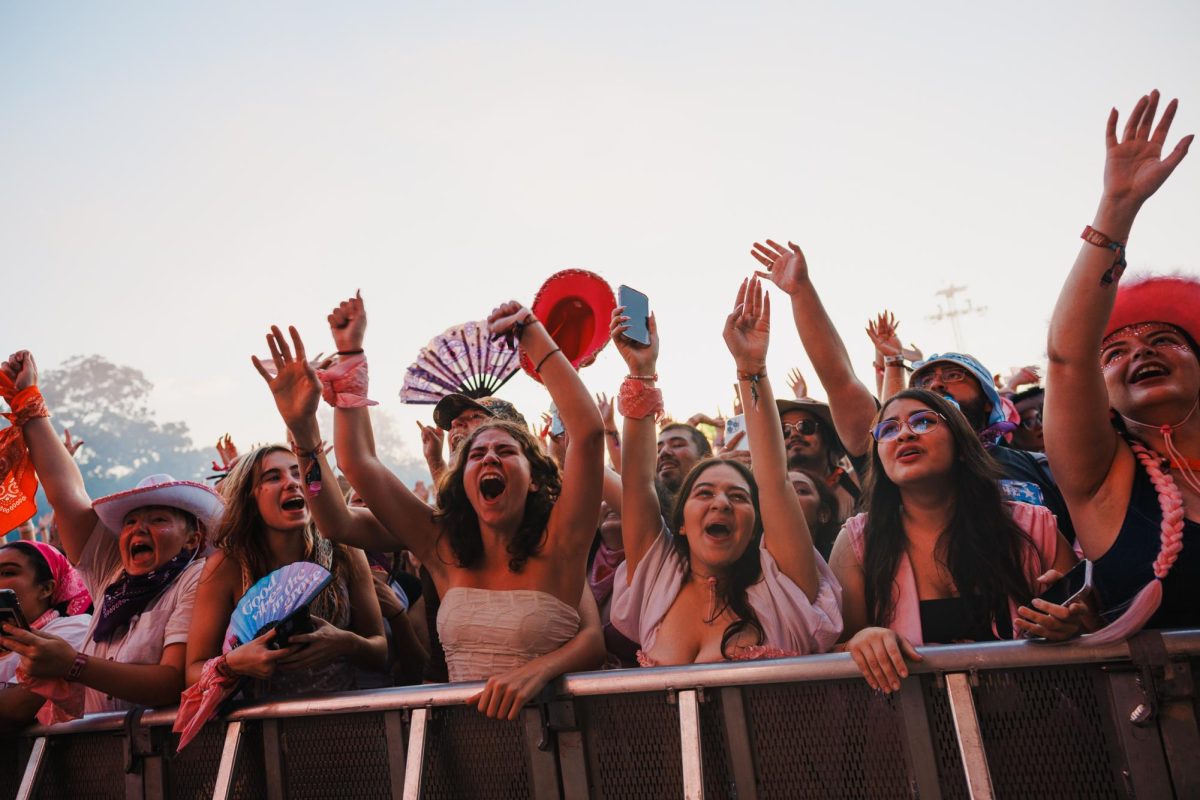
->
[1122,398,1200,495]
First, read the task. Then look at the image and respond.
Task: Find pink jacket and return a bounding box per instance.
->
[845,502,1060,645]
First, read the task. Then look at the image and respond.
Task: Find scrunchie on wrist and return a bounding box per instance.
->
[316,354,379,409]
[617,377,664,421]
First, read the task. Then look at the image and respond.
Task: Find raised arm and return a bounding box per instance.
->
[866,312,910,402]
[1045,92,1192,552]
[251,324,398,554]
[324,294,442,564]
[752,241,878,458]
[488,301,605,562]
[610,309,664,581]
[1,351,97,564]
[724,277,821,601]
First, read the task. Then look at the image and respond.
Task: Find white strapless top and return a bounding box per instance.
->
[437,587,581,682]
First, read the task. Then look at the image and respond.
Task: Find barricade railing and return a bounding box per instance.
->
[4,628,1199,799]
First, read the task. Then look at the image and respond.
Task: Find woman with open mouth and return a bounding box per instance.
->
[1046,90,1199,639]
[183,397,388,697]
[317,292,606,721]
[0,350,223,715]
[829,389,1084,692]
[610,276,843,666]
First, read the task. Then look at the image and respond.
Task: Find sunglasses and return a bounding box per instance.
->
[782,420,819,437]
[911,366,970,390]
[1020,411,1043,430]
[871,410,946,442]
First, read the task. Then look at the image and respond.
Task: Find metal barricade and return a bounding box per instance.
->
[12,629,1200,799]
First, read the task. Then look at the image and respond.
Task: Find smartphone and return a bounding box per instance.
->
[262,605,315,650]
[724,415,749,450]
[0,589,30,633]
[549,404,565,438]
[618,285,651,345]
[1036,559,1092,608]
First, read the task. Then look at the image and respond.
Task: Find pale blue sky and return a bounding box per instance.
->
[3,2,1198,466]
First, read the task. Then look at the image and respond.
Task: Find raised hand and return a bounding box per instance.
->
[1,350,38,391]
[211,434,238,473]
[61,428,84,457]
[723,276,770,374]
[1103,91,1192,209]
[328,291,367,353]
[786,367,808,400]
[251,326,321,430]
[595,392,616,429]
[487,301,535,342]
[610,307,660,374]
[865,311,904,358]
[415,421,445,466]
[750,239,809,295]
[1002,365,1041,393]
[412,480,431,504]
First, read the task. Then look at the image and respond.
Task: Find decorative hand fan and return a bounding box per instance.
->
[225,562,333,651]
[175,561,333,751]
[400,319,521,403]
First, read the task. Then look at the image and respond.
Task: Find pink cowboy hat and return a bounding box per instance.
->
[93,474,225,534]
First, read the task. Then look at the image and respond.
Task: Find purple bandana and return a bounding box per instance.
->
[92,548,195,643]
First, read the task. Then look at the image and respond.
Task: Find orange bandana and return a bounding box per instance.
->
[0,376,48,532]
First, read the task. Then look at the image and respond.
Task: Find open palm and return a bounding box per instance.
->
[252,326,321,430]
[723,276,770,372]
[1104,91,1193,206]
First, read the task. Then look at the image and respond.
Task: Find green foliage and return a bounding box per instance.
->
[38,355,206,498]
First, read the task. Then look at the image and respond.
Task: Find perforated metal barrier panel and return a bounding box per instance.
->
[11,635,1200,800]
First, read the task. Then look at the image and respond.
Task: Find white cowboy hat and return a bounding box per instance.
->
[93,473,225,534]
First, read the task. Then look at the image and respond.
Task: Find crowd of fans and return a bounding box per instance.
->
[0,91,1197,735]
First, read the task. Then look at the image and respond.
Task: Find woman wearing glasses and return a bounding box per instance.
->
[828,389,1083,692]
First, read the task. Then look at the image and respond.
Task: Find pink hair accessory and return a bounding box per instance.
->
[1084,439,1186,645]
[316,354,379,409]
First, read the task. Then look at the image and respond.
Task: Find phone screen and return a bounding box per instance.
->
[0,590,29,633]
[1036,560,1091,607]
[618,285,650,345]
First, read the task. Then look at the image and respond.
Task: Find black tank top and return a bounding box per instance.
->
[1091,462,1200,629]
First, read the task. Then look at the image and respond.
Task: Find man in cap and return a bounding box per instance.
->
[777,398,861,521]
[909,353,1074,541]
[419,393,528,483]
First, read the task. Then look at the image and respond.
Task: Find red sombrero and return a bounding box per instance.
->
[1105,274,1200,344]
[520,269,617,382]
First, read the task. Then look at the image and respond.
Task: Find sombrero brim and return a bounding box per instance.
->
[93,480,225,534]
[520,269,616,382]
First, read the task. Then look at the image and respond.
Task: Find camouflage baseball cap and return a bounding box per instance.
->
[433,394,527,430]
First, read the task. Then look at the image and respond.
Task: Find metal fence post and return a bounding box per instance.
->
[678,689,705,800]
[401,707,428,800]
[14,737,46,800]
[212,721,244,800]
[944,673,994,800]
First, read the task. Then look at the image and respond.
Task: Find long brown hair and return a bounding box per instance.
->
[213,444,350,621]
[669,458,765,657]
[862,390,1036,634]
[432,420,562,572]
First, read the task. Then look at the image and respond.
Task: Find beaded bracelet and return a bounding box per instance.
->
[736,368,766,407]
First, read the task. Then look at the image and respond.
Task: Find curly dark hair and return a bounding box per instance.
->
[668,457,766,658]
[861,389,1037,635]
[433,420,562,573]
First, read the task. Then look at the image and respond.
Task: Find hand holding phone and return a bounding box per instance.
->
[618,285,651,346]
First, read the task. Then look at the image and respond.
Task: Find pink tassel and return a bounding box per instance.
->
[1083,439,1184,646]
[1083,579,1163,646]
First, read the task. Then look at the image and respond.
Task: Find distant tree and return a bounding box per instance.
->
[37,355,206,500]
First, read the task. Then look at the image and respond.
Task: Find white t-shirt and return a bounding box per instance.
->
[75,523,204,714]
[0,613,93,687]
